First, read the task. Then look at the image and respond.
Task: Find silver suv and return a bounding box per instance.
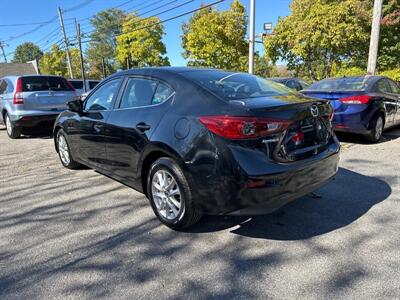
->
[0,75,77,138]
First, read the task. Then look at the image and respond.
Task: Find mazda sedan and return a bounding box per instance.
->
[54,67,340,229]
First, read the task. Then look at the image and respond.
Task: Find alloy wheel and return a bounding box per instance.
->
[5,115,12,136]
[58,135,70,165]
[151,170,182,220]
[375,117,383,141]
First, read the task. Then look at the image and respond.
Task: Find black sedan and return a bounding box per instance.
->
[269,77,310,91]
[54,68,340,229]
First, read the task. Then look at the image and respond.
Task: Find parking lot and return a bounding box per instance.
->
[0,126,399,299]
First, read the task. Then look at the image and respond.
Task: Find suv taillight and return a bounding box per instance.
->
[198,116,290,139]
[339,95,372,104]
[13,78,24,104]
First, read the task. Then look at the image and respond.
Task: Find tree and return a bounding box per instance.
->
[86,9,126,78]
[265,0,372,80]
[115,14,170,67]
[12,42,43,63]
[181,0,248,71]
[378,0,400,70]
[40,45,81,78]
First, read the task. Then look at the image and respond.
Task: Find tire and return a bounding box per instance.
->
[365,115,384,143]
[5,113,22,139]
[56,129,80,169]
[147,157,202,229]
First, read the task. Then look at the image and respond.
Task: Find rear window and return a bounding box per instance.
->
[305,77,368,91]
[21,76,73,92]
[89,81,99,90]
[181,71,294,100]
[69,80,83,89]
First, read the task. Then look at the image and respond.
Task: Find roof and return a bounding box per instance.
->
[0,62,39,78]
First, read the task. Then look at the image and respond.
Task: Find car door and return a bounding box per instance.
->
[387,79,400,125]
[105,76,175,185]
[69,77,122,169]
[373,78,397,128]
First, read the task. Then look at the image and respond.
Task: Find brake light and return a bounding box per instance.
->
[13,78,24,104]
[339,95,372,104]
[198,116,290,139]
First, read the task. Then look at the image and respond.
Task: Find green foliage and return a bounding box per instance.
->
[378,0,400,70]
[332,66,366,77]
[265,0,372,80]
[12,42,43,63]
[181,0,248,71]
[39,45,81,78]
[116,14,169,68]
[254,55,274,78]
[379,68,400,81]
[86,9,126,78]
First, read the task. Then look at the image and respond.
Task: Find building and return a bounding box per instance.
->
[0,61,39,77]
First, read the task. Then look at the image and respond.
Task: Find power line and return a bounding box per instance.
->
[82,0,224,43]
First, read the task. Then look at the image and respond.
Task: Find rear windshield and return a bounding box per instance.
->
[69,80,83,89]
[305,77,367,91]
[181,71,295,100]
[89,81,99,90]
[21,76,73,92]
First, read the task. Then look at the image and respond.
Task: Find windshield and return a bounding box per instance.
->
[305,77,368,91]
[182,71,295,100]
[22,76,73,92]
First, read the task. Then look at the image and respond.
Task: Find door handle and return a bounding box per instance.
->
[136,122,151,132]
[93,124,104,133]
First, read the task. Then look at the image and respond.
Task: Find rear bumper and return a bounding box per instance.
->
[191,149,340,215]
[13,114,60,127]
[332,105,377,134]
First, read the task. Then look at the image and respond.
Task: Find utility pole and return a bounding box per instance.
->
[248,0,255,74]
[367,0,383,75]
[58,7,74,79]
[0,42,8,63]
[75,19,86,92]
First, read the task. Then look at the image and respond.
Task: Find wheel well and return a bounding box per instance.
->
[1,109,6,120]
[141,151,171,196]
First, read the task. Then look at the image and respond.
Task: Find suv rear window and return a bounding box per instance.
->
[21,76,73,92]
[89,81,99,90]
[181,71,294,100]
[69,80,83,89]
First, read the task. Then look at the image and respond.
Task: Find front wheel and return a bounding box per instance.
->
[365,115,384,143]
[147,157,202,229]
[56,129,80,169]
[5,113,21,139]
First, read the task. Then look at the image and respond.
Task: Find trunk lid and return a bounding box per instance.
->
[231,95,334,162]
[301,90,367,112]
[20,76,76,111]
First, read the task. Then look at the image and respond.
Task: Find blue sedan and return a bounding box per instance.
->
[301,76,400,142]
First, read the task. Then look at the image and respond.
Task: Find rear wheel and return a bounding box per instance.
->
[5,113,21,139]
[147,157,202,229]
[365,115,384,143]
[56,129,80,169]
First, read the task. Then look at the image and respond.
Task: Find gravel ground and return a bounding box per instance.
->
[0,125,399,299]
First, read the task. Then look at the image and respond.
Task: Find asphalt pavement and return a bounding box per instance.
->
[0,126,399,299]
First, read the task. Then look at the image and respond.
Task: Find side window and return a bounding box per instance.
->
[152,82,174,104]
[0,80,6,94]
[286,80,302,91]
[388,79,400,94]
[119,78,157,109]
[84,78,121,111]
[374,79,392,94]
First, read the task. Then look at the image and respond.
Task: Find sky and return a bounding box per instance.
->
[0,0,291,66]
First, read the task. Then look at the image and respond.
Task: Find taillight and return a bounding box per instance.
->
[198,116,290,139]
[13,78,24,104]
[339,95,372,104]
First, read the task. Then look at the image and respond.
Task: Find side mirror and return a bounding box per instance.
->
[67,99,83,113]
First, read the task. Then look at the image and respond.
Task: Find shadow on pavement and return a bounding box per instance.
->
[187,167,391,239]
[336,125,400,144]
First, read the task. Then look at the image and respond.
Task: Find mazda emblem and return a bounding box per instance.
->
[310,105,319,117]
